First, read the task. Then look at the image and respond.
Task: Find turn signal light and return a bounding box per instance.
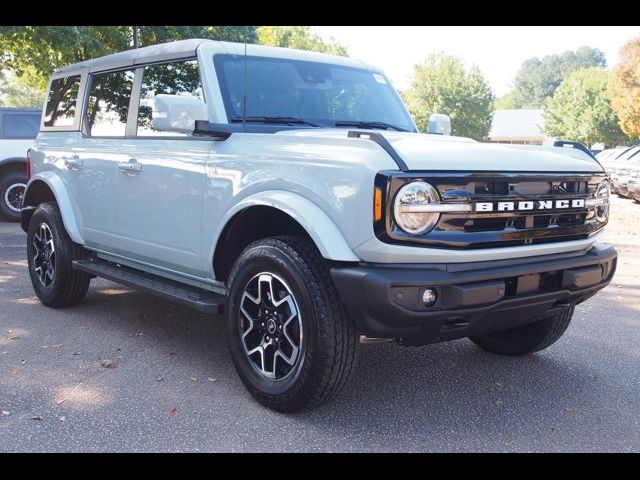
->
[374,187,382,222]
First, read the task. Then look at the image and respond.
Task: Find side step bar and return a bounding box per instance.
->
[72,259,225,314]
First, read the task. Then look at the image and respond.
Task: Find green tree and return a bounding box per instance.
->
[256,26,347,56]
[543,67,627,146]
[510,47,606,108]
[494,91,516,109]
[402,54,494,140]
[609,36,640,139]
[0,69,44,107]
[0,26,256,91]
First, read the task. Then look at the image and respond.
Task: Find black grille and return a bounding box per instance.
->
[375,172,608,249]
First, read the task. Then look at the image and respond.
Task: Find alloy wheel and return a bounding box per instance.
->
[32,222,56,287]
[239,272,303,380]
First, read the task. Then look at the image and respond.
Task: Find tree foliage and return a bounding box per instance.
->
[402,54,494,140]
[510,47,606,108]
[0,69,44,107]
[543,67,627,146]
[608,36,640,139]
[256,26,347,56]
[0,26,256,91]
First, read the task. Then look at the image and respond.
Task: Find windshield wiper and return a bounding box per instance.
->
[231,116,324,127]
[334,120,409,132]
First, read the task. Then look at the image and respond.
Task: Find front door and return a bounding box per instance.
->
[111,59,212,278]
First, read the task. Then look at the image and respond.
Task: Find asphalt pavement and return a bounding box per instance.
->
[1,195,639,452]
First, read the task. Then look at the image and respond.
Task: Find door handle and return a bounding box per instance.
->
[64,155,83,170]
[118,159,142,175]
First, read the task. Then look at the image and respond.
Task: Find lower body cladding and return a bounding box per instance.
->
[330,243,617,346]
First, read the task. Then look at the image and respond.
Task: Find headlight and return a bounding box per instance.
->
[587,180,609,223]
[393,181,441,234]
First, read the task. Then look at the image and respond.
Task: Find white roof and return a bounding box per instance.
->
[489,109,546,140]
[54,39,377,76]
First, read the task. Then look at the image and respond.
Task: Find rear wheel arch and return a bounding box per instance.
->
[21,176,84,244]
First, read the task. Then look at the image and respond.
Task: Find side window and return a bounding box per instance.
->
[137,60,207,137]
[2,113,41,138]
[85,70,135,137]
[44,75,81,127]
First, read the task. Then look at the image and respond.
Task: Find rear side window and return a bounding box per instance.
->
[137,60,206,136]
[44,75,81,127]
[2,113,41,138]
[85,70,135,137]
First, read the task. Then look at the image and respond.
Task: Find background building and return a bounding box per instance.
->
[488,109,556,146]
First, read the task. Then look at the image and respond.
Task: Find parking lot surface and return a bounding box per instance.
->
[1,196,639,452]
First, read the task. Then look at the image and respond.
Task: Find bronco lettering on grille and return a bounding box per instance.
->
[475,199,586,213]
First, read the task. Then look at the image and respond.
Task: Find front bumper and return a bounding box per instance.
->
[331,243,617,345]
[628,179,640,199]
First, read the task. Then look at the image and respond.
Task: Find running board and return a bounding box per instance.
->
[72,259,225,314]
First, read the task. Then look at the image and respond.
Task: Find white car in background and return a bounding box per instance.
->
[0,108,41,221]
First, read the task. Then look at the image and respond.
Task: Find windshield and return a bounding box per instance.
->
[213,54,416,132]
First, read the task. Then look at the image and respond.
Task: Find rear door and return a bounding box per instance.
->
[68,69,136,250]
[115,59,213,278]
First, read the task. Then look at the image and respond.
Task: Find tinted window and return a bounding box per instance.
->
[137,60,206,136]
[214,55,414,131]
[85,70,135,137]
[44,75,81,127]
[2,113,41,138]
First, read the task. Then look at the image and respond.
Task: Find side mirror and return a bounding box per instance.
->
[152,94,208,134]
[427,114,451,136]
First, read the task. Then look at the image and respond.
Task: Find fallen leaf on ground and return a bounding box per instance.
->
[30,415,42,421]
[164,406,177,415]
[100,359,118,369]
[207,377,217,383]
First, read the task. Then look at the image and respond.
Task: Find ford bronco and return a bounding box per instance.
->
[21,39,616,411]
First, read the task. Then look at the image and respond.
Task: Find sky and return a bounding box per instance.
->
[311,26,640,97]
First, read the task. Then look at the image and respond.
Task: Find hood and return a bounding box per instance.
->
[281,129,604,173]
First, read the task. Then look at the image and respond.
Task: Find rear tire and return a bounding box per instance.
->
[0,170,27,222]
[470,305,575,356]
[27,202,91,307]
[225,236,357,412]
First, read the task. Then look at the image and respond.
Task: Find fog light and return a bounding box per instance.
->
[422,288,437,307]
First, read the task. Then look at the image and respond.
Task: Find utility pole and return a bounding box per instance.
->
[133,26,139,49]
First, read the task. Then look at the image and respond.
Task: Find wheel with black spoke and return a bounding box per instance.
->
[226,236,357,412]
[0,170,27,222]
[27,202,91,307]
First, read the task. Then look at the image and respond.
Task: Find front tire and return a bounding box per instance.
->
[226,236,357,412]
[470,305,575,356]
[27,202,91,307]
[0,170,27,222]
